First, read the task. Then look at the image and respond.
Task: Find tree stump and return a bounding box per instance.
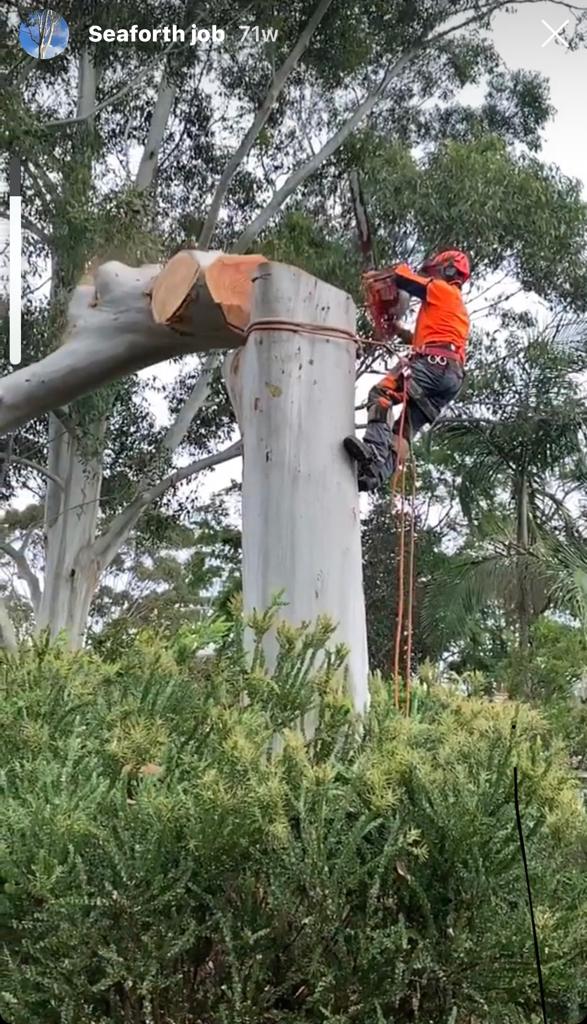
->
[224,261,370,714]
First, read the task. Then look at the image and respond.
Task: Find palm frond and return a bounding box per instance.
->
[421,521,587,644]
[531,532,587,627]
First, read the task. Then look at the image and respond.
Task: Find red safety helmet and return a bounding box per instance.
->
[421,249,471,284]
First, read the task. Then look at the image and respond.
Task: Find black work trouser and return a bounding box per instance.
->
[363,355,464,485]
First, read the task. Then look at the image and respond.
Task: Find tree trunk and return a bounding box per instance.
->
[135,78,177,192]
[0,598,17,651]
[224,261,369,713]
[37,414,104,647]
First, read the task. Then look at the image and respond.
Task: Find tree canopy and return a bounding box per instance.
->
[1,0,587,658]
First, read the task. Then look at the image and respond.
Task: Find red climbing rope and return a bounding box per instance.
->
[244,317,395,356]
[405,461,417,717]
[390,374,417,716]
[391,378,408,710]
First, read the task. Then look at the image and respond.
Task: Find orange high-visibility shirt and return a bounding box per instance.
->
[394,263,470,362]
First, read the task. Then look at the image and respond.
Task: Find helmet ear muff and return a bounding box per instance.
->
[442,261,467,285]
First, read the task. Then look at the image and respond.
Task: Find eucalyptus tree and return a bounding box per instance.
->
[1,0,587,645]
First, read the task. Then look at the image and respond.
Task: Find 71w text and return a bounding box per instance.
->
[239,25,279,43]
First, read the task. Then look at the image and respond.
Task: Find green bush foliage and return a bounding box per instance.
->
[0,609,586,1024]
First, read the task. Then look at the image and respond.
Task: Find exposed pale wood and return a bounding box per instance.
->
[150,250,268,335]
[204,254,270,331]
[149,250,205,324]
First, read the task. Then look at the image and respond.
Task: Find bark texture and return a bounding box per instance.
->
[38,415,104,645]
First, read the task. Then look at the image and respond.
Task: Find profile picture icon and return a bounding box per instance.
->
[18,9,69,59]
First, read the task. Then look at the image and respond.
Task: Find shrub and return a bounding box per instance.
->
[0,610,586,1024]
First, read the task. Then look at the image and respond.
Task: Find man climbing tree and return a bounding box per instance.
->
[344,250,471,491]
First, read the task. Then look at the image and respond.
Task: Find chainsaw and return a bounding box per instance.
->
[348,169,409,345]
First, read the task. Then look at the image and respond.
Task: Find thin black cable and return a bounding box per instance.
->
[513,765,549,1024]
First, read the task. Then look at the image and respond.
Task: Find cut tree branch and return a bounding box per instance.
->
[0,263,224,435]
[198,0,335,248]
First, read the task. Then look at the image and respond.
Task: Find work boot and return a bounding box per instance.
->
[343,435,377,469]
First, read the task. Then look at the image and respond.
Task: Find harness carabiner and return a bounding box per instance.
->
[427,354,447,367]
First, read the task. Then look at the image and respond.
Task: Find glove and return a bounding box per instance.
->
[393,323,414,345]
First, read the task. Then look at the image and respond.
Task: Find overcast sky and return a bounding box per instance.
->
[493,1,586,189]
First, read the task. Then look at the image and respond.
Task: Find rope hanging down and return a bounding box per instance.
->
[390,374,417,716]
[354,264,417,713]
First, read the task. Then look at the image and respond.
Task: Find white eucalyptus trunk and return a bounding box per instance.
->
[36,45,103,647]
[224,262,369,713]
[38,414,104,647]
